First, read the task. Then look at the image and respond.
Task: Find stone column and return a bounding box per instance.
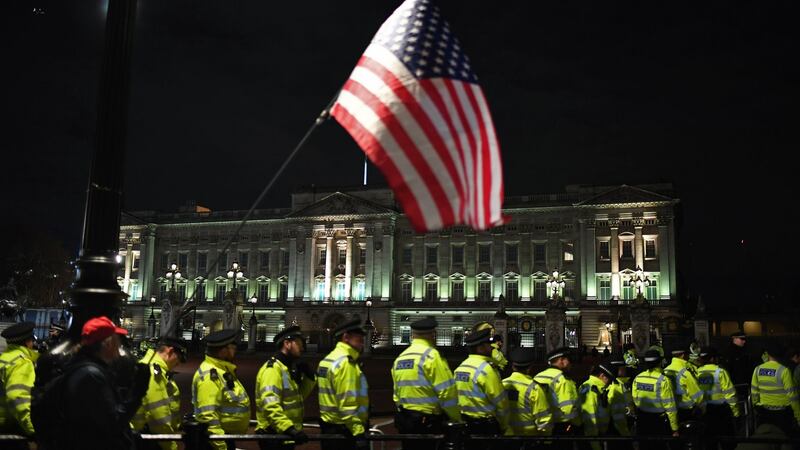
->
[141,226,156,299]
[545,301,567,352]
[345,233,354,300]
[585,221,597,300]
[122,242,134,295]
[381,225,394,301]
[308,235,316,300]
[325,235,334,300]
[634,224,644,270]
[610,223,620,299]
[247,313,258,352]
[630,301,651,354]
[658,219,672,300]
[288,232,297,301]
[365,230,374,298]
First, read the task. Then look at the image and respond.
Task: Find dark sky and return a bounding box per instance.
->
[3,0,797,307]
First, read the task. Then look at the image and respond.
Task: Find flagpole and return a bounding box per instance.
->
[363,154,368,186]
[168,91,340,334]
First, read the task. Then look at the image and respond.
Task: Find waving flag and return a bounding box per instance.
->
[331,0,506,232]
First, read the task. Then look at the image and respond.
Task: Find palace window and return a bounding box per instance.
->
[621,240,633,259]
[451,280,464,302]
[534,279,547,301]
[452,245,464,265]
[645,239,657,259]
[506,243,518,264]
[402,246,412,265]
[533,244,546,264]
[598,279,611,301]
[505,280,519,302]
[478,279,491,301]
[425,280,438,301]
[426,246,438,266]
[562,242,574,262]
[478,244,491,265]
[598,241,610,261]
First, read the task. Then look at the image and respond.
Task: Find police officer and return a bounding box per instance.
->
[391,318,459,450]
[580,363,616,450]
[502,347,552,438]
[318,319,369,450]
[131,336,188,450]
[534,347,582,437]
[607,360,633,450]
[696,347,739,450]
[750,342,800,435]
[664,347,705,423]
[255,325,316,450]
[192,329,251,450]
[0,322,37,445]
[725,331,754,398]
[454,328,509,450]
[632,350,678,437]
[473,322,508,373]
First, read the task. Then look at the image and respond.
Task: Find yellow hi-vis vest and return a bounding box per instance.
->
[502,371,552,436]
[664,357,705,412]
[317,342,369,436]
[751,360,800,425]
[491,343,508,371]
[454,354,509,430]
[391,338,460,421]
[607,378,632,436]
[0,345,37,435]
[580,375,610,450]
[131,350,181,450]
[255,355,316,434]
[533,367,581,426]
[632,367,678,432]
[697,363,740,417]
[191,355,251,450]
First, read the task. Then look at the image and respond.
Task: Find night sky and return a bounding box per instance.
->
[3,0,797,307]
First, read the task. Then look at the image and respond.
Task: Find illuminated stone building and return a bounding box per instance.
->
[118,183,680,355]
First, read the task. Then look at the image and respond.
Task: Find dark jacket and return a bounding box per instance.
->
[59,352,142,450]
[725,344,755,387]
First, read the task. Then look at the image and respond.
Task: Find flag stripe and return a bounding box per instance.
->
[463,83,492,228]
[441,78,479,226]
[341,77,455,226]
[333,91,441,230]
[472,85,504,224]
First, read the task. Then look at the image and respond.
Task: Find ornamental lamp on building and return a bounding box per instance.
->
[547,269,565,301]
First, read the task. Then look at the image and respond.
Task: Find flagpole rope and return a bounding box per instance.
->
[165,91,340,334]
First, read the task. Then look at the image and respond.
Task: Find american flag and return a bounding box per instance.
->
[331,0,506,232]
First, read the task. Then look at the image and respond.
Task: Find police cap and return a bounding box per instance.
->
[410,317,438,331]
[643,349,663,363]
[158,336,189,361]
[204,329,239,349]
[333,319,366,338]
[274,325,305,344]
[670,347,688,356]
[609,356,626,366]
[699,346,718,358]
[547,346,572,362]
[509,348,536,366]
[1,322,35,344]
[464,328,492,346]
[730,330,746,339]
[596,362,617,381]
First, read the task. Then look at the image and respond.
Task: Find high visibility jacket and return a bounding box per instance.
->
[255,354,316,434]
[697,363,740,417]
[533,367,581,425]
[750,360,800,425]
[131,350,181,450]
[491,343,508,372]
[318,342,369,436]
[0,345,37,435]
[391,339,460,421]
[502,371,552,436]
[607,377,632,436]
[580,375,611,450]
[664,358,705,412]
[192,355,251,450]
[632,367,678,431]
[454,354,509,430]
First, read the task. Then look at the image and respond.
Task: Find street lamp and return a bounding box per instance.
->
[165,263,181,293]
[364,300,375,355]
[227,261,244,300]
[191,279,203,345]
[148,295,157,337]
[247,295,258,352]
[547,269,565,301]
[632,266,650,300]
[248,295,258,317]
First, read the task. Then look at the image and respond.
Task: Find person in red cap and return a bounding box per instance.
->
[56,316,150,450]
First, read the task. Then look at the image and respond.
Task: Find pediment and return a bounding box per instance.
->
[576,185,672,206]
[287,192,395,218]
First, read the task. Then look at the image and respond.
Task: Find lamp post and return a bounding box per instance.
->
[191,279,203,346]
[148,295,157,338]
[632,266,650,301]
[227,262,244,302]
[604,322,612,348]
[547,269,565,302]
[247,296,258,352]
[165,263,182,293]
[364,300,375,355]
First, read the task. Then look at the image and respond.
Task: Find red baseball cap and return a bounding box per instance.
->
[81,316,128,346]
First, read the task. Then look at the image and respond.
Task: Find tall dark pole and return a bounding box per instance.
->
[67,0,138,340]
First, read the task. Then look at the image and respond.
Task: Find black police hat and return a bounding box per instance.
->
[333,319,366,338]
[274,325,305,344]
[730,330,746,339]
[670,347,688,356]
[204,329,239,349]
[596,362,616,380]
[510,348,536,366]
[410,317,437,331]
[1,322,36,344]
[158,336,189,361]
[546,346,572,362]
[464,328,492,346]
[643,349,663,363]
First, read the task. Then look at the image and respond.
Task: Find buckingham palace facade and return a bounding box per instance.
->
[117,183,681,355]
